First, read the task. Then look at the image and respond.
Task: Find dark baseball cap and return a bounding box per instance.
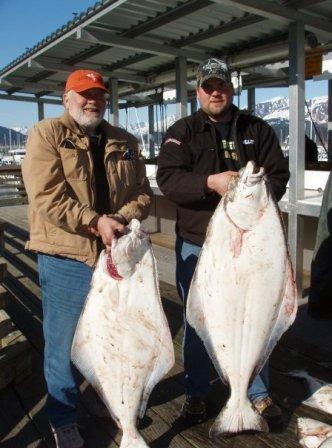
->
[196,58,231,87]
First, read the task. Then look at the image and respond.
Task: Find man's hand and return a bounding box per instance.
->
[206,171,238,196]
[96,215,126,247]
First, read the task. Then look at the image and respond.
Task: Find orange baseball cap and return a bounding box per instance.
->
[65,69,108,93]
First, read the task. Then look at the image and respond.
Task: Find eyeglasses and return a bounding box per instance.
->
[201,81,231,95]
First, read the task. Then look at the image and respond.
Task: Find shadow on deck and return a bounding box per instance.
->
[0,205,331,448]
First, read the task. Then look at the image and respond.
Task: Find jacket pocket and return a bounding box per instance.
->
[59,147,87,181]
[116,159,137,187]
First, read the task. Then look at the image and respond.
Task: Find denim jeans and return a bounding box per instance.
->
[38,254,93,428]
[175,236,269,401]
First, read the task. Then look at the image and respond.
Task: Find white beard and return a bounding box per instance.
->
[69,106,104,131]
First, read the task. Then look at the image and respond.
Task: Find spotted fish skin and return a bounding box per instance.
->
[71,219,175,448]
[187,161,297,436]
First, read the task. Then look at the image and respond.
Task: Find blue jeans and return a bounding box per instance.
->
[175,237,269,401]
[38,254,93,428]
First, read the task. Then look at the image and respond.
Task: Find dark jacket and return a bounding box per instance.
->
[156,106,289,246]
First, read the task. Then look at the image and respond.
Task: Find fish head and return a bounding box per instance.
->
[100,219,150,280]
[224,160,269,231]
[297,418,332,448]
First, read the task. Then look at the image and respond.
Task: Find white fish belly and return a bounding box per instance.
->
[298,417,332,448]
[72,248,174,435]
[187,197,297,434]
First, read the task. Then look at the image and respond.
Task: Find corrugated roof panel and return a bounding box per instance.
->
[1,0,331,98]
[87,47,141,65]
[185,21,285,52]
[121,55,170,72]
[305,0,332,17]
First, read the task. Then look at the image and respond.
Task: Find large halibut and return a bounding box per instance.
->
[298,417,332,448]
[187,161,297,435]
[71,219,175,448]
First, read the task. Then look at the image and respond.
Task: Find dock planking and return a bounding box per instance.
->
[0,204,331,447]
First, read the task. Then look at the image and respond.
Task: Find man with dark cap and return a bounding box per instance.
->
[22,69,152,447]
[157,58,289,427]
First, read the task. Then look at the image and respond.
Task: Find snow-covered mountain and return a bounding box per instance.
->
[255,96,328,151]
[12,126,29,135]
[255,96,327,125]
[255,96,289,120]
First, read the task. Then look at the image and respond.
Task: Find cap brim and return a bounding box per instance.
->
[199,74,230,86]
[74,84,108,93]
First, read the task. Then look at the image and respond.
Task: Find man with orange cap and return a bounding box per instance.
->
[22,70,152,447]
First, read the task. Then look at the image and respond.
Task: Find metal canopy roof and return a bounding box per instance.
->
[0,0,331,104]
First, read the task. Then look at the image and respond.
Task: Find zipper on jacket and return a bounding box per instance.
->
[86,146,96,209]
[104,151,116,213]
[231,110,244,167]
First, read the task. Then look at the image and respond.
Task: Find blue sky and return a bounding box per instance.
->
[0,0,328,130]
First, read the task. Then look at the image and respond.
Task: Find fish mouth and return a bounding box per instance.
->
[105,251,123,280]
[252,162,260,174]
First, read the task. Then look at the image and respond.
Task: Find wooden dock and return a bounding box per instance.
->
[0,204,331,448]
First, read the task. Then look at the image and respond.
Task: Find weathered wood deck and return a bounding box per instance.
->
[0,204,331,448]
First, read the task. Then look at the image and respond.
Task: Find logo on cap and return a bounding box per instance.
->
[65,69,108,93]
[197,58,231,87]
[86,72,99,82]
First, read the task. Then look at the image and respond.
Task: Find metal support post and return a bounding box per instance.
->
[328,80,332,161]
[247,88,256,114]
[37,101,44,121]
[148,104,155,159]
[175,57,188,119]
[288,21,305,295]
[110,78,119,126]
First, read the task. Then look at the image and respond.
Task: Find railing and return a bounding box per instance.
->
[0,165,27,207]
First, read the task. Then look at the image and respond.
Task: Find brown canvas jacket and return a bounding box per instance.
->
[22,111,152,266]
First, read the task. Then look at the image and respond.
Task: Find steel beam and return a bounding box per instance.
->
[288,21,305,295]
[244,65,286,78]
[148,105,155,159]
[37,101,45,121]
[0,93,62,104]
[109,78,119,126]
[123,0,213,38]
[287,0,326,7]
[247,88,255,114]
[31,57,148,84]
[0,0,130,78]
[211,0,332,37]
[175,57,188,119]
[329,80,332,161]
[78,29,206,62]
[0,77,63,95]
[66,0,212,65]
